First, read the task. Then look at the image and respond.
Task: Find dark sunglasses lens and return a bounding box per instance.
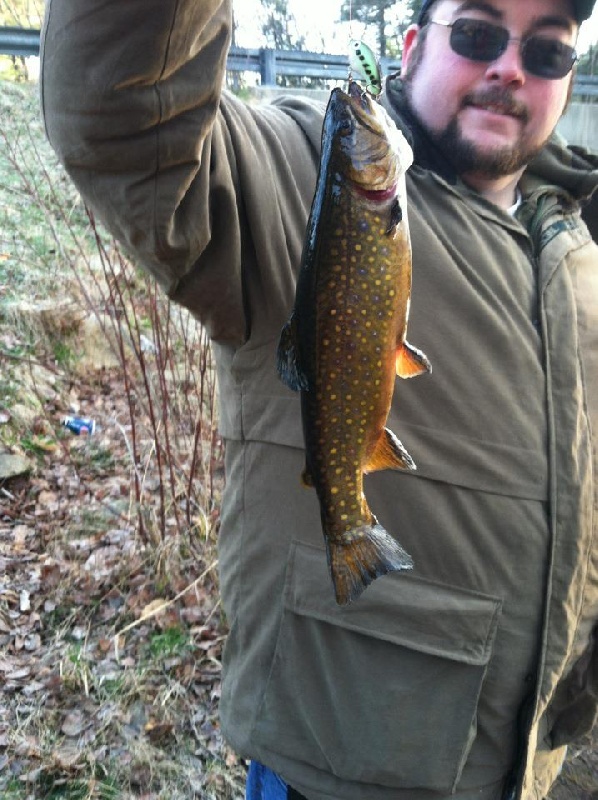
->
[450,19,507,61]
[523,37,576,78]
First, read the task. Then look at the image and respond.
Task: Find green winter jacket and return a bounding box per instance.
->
[40,1,598,798]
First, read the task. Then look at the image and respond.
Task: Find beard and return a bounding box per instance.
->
[424,89,545,178]
[430,120,541,178]
[402,56,548,179]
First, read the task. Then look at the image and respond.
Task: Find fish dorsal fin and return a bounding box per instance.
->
[277,314,309,391]
[396,341,432,379]
[301,468,314,487]
[364,427,416,473]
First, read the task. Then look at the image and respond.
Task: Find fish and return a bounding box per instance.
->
[277,82,431,606]
[349,39,382,96]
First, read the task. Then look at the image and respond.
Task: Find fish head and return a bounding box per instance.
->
[325,81,413,194]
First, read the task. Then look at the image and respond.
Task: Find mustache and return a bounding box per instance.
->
[463,88,529,123]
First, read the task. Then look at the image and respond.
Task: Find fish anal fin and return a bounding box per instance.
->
[327,522,413,605]
[396,340,432,379]
[277,314,309,391]
[365,427,416,473]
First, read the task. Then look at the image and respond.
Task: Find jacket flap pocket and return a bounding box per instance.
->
[286,542,502,666]
[254,542,503,791]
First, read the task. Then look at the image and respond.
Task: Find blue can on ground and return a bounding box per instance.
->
[62,416,96,435]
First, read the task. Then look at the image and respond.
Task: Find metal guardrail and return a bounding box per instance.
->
[574,74,598,96]
[1,26,596,96]
[0,25,39,56]
[227,46,401,84]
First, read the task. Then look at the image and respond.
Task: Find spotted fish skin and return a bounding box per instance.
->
[277,82,431,605]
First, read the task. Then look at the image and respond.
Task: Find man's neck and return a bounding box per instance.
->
[460,170,525,211]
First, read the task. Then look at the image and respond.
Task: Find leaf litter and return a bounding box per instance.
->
[0,354,245,799]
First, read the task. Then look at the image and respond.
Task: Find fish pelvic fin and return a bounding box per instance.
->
[365,426,416,473]
[328,522,413,605]
[277,314,309,391]
[396,340,432,379]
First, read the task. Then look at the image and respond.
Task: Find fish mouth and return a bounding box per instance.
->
[352,183,398,202]
[339,82,378,130]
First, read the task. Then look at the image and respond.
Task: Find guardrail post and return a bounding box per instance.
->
[260,48,277,85]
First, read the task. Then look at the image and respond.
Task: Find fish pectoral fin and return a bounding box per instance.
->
[385,197,403,235]
[276,314,309,391]
[396,340,432,379]
[365,427,416,473]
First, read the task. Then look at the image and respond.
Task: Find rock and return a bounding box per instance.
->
[0,451,31,479]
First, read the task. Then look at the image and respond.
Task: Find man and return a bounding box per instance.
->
[40,0,597,798]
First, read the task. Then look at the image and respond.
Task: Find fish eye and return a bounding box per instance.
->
[339,113,354,134]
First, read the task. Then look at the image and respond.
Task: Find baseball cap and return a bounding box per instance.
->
[417,0,596,24]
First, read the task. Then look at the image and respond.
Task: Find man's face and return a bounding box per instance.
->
[402,0,578,179]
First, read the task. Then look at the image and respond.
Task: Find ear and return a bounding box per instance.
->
[402,25,421,73]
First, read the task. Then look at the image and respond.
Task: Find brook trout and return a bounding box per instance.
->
[277,82,431,606]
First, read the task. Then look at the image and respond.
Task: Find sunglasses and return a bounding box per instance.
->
[430,18,578,79]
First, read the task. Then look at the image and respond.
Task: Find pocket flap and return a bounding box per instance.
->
[286,542,502,666]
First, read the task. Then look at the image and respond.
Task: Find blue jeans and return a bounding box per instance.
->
[246,761,288,799]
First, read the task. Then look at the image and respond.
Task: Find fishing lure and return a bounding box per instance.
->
[349,39,382,97]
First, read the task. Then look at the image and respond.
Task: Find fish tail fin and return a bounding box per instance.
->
[327,523,413,606]
[396,341,432,378]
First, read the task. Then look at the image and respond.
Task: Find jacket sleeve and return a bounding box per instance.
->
[40,0,249,344]
[550,624,598,746]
